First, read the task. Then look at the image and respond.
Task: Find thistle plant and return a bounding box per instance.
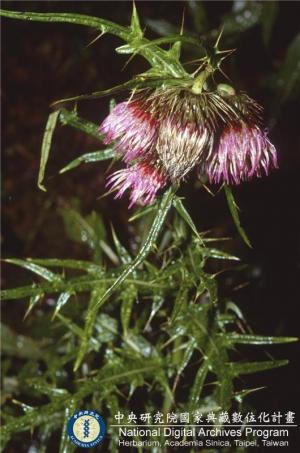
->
[1,4,298,453]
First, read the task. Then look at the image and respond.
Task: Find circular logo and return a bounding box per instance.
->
[67,410,106,448]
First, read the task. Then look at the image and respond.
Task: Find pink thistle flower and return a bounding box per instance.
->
[99,88,232,205]
[207,124,278,185]
[99,101,157,163]
[106,162,168,208]
[99,84,278,205]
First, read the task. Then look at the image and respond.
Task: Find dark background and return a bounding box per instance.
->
[2,1,300,450]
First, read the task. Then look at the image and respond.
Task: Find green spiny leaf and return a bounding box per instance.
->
[234,386,265,403]
[27,380,68,399]
[25,258,102,274]
[198,268,218,305]
[1,275,165,301]
[173,196,205,245]
[170,283,189,324]
[221,333,298,346]
[129,203,157,222]
[38,110,60,191]
[5,259,63,282]
[229,359,289,376]
[175,338,197,377]
[52,292,73,319]
[168,41,181,60]
[59,148,115,174]
[111,226,131,265]
[0,9,129,39]
[203,248,240,261]
[130,2,143,39]
[212,340,233,410]
[144,293,165,331]
[24,294,42,319]
[59,399,77,453]
[74,288,106,371]
[59,109,101,140]
[53,79,140,106]
[121,285,137,337]
[224,185,252,248]
[188,361,209,410]
[0,8,188,77]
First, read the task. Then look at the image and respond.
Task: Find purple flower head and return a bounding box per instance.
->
[99,101,157,163]
[207,124,278,185]
[107,162,168,208]
[99,84,278,206]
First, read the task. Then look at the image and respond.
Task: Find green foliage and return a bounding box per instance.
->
[1,2,298,452]
[224,185,252,248]
[2,198,296,450]
[59,148,115,174]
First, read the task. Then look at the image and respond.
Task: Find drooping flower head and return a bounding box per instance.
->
[206,90,278,184]
[99,76,278,207]
[100,100,157,163]
[207,124,278,184]
[106,162,167,208]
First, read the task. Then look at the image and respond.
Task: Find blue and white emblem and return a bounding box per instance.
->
[67,410,106,448]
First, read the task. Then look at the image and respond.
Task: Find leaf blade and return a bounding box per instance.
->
[224,185,252,248]
[38,110,60,191]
